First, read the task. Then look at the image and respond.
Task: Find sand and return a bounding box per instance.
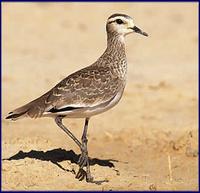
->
[2,2,198,190]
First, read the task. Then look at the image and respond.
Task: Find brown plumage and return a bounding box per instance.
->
[6,26,127,120]
[6,13,148,183]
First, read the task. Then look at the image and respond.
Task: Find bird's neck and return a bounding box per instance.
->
[94,32,127,72]
[106,32,126,53]
[95,32,127,79]
[97,32,126,62]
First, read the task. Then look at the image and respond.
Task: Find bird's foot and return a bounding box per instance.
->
[75,168,94,182]
[75,153,109,185]
[86,172,94,182]
[75,168,86,181]
[75,151,94,182]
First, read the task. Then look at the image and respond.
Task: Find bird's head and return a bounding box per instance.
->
[106,13,148,37]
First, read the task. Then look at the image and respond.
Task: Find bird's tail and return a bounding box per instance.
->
[6,103,32,120]
[5,93,50,121]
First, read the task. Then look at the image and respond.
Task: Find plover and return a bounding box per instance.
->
[6,13,148,183]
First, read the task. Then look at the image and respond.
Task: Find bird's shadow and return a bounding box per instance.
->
[3,148,118,173]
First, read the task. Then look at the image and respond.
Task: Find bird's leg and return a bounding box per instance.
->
[55,116,82,148]
[76,117,93,182]
[55,116,93,182]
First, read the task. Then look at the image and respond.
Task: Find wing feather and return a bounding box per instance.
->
[45,65,123,111]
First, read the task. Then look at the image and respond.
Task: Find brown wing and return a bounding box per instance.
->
[6,65,123,119]
[45,65,123,112]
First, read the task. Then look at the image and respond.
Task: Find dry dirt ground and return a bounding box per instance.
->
[2,2,198,191]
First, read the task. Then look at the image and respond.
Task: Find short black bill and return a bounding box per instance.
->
[131,26,148,37]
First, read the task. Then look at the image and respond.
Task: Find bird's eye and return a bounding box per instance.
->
[116,19,124,24]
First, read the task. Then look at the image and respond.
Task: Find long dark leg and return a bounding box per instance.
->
[55,116,82,148]
[55,116,93,182]
[76,117,93,182]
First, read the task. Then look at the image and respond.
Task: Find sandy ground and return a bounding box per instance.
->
[2,2,198,191]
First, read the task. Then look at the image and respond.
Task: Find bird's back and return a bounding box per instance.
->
[6,62,126,120]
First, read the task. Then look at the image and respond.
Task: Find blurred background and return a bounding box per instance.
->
[2,2,198,190]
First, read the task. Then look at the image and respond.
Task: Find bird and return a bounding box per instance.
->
[6,13,148,183]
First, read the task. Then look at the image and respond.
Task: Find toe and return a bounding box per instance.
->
[75,168,86,181]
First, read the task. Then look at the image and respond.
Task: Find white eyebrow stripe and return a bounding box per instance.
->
[107,16,130,24]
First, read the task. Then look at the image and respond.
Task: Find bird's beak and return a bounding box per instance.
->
[131,26,148,37]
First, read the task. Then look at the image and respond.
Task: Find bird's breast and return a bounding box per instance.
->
[110,58,127,80]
